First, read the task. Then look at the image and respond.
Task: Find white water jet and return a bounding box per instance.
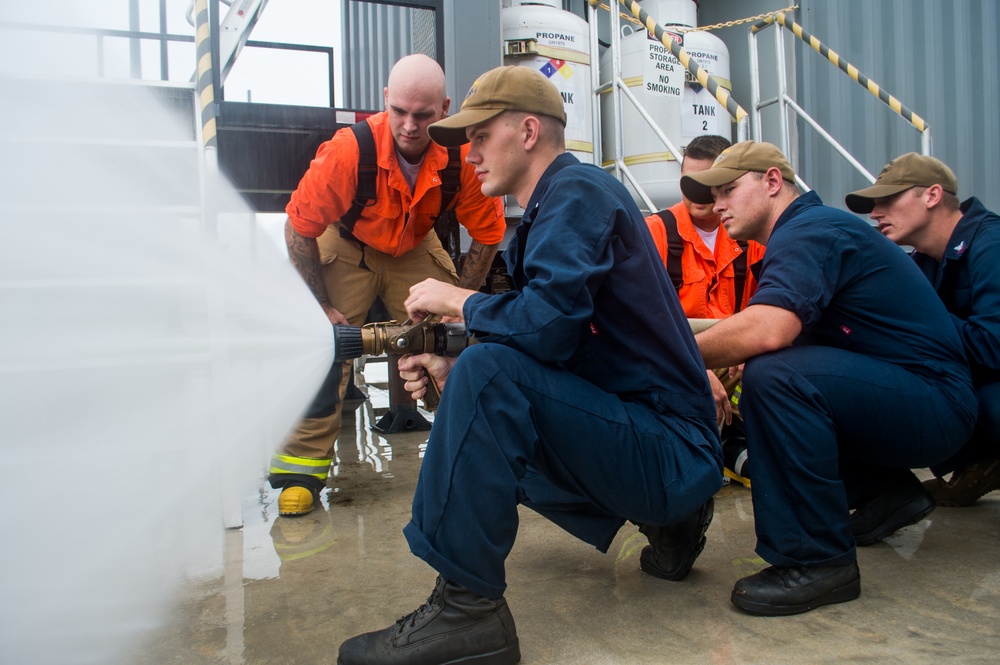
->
[0,4,333,663]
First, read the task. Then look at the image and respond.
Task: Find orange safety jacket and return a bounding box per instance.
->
[286,111,505,257]
[645,201,766,319]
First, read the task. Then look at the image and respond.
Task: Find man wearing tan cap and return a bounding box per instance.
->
[337,65,721,665]
[846,153,1000,507]
[682,141,976,616]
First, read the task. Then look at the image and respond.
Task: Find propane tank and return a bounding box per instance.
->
[502,0,593,164]
[599,0,732,210]
[679,20,731,146]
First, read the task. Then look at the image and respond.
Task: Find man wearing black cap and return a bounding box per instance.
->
[846,153,1000,507]
[336,65,721,664]
[682,141,976,616]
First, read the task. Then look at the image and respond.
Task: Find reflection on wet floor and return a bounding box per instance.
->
[128,362,1000,665]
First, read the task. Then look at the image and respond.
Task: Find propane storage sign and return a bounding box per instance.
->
[644,31,683,100]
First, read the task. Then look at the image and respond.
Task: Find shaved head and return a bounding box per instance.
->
[386,53,447,103]
[383,54,451,162]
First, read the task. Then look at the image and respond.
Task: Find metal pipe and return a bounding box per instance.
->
[736,114,750,143]
[159,0,169,80]
[610,0,625,183]
[757,96,780,110]
[783,94,876,183]
[774,20,791,162]
[617,80,683,164]
[758,12,929,136]
[619,163,657,212]
[194,0,219,237]
[589,0,603,167]
[748,18,762,142]
[129,0,142,79]
[616,0,748,125]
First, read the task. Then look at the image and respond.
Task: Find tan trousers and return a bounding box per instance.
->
[275,228,459,471]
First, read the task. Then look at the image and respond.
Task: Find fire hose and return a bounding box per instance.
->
[331,318,720,411]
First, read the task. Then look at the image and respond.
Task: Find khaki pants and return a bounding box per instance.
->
[273,229,459,477]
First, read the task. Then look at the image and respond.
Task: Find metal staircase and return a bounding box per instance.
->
[589,0,931,204]
[748,11,931,192]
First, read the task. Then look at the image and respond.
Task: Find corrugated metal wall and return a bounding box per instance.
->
[339,2,999,212]
[701,0,1000,212]
[341,1,438,110]
[794,0,1000,211]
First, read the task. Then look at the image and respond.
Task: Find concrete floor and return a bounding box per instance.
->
[131,362,1000,665]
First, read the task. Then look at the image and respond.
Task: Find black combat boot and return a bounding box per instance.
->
[337,576,520,665]
[638,497,715,580]
[731,562,861,616]
[851,472,935,545]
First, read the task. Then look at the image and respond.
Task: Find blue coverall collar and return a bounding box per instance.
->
[944,197,988,261]
[521,152,581,223]
[770,190,823,238]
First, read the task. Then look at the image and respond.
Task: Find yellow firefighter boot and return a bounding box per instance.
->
[278,485,315,516]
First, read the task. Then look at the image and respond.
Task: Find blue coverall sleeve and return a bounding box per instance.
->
[955,229,1000,372]
[462,173,617,364]
[748,220,846,328]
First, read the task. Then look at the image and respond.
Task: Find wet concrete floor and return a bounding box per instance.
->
[131,361,1000,664]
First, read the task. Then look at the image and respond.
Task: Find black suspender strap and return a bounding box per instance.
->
[342,121,463,259]
[654,209,685,291]
[340,120,378,234]
[438,146,462,216]
[732,240,749,312]
[655,209,750,310]
[433,146,464,265]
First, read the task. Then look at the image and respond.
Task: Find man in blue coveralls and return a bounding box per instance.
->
[845,153,1000,506]
[684,142,977,616]
[337,66,722,665]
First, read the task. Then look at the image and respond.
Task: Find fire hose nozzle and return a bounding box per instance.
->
[331,321,473,411]
[332,324,365,363]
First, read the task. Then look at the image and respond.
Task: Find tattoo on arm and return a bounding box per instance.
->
[285,219,330,306]
[457,241,499,290]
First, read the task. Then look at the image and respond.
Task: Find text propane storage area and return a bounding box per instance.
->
[599,0,732,211]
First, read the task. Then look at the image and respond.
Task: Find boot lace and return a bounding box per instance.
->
[393,585,443,636]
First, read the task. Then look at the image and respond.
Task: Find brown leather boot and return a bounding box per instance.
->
[923,455,1000,507]
[337,576,520,665]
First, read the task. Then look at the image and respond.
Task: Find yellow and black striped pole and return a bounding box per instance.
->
[194,0,217,151]
[753,12,928,135]
[194,0,221,238]
[598,0,750,126]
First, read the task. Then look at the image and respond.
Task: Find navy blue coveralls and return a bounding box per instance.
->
[740,192,977,569]
[402,153,722,600]
[915,197,1000,474]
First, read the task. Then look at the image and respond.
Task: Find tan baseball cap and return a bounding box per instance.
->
[680,141,797,204]
[428,65,567,147]
[844,152,958,213]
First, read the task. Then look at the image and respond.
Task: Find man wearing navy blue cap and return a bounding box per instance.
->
[683,141,977,616]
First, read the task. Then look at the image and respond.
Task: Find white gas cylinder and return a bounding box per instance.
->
[599,0,732,210]
[502,0,594,164]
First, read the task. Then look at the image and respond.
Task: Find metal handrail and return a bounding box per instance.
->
[613,0,750,131]
[0,20,334,106]
[0,20,193,79]
[587,0,751,210]
[750,11,932,188]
